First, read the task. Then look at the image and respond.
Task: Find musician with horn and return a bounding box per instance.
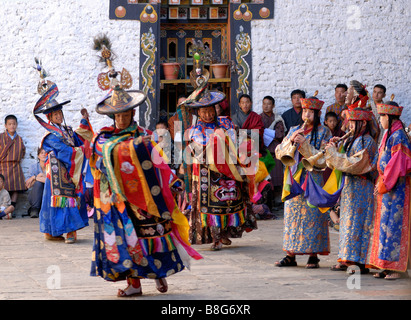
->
[275,93,332,269]
[324,100,378,274]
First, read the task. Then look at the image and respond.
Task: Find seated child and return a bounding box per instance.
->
[0,174,14,220]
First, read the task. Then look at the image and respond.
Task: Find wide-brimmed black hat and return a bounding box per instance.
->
[184,90,226,109]
[182,49,225,109]
[33,83,71,115]
[96,86,147,115]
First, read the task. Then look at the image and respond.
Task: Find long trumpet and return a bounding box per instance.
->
[280,120,309,167]
[302,129,354,171]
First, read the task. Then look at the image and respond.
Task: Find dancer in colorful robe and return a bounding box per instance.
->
[325,100,378,274]
[275,94,331,268]
[184,53,259,250]
[33,62,92,243]
[370,101,411,279]
[90,36,202,297]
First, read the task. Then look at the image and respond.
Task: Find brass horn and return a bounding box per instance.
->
[280,120,308,167]
[301,150,325,172]
[302,129,354,171]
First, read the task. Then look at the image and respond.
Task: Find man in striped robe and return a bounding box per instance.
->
[0,115,26,213]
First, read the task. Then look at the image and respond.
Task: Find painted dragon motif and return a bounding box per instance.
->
[235,26,251,98]
[141,27,157,128]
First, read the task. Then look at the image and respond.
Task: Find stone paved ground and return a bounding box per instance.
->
[0,211,410,301]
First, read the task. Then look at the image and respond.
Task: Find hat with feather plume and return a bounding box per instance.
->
[93,34,146,116]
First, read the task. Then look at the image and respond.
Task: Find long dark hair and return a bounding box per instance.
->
[384,114,410,150]
[344,120,371,155]
[309,109,322,146]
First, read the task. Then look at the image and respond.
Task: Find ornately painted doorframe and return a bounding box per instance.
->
[109,0,274,130]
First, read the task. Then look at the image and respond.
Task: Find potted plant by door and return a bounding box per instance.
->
[211,63,228,78]
[161,62,180,80]
[210,53,229,79]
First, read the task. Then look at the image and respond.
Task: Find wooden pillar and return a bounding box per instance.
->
[109,0,161,131]
[229,1,274,115]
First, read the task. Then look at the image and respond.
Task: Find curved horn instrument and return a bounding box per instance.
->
[302,129,354,171]
[280,120,308,167]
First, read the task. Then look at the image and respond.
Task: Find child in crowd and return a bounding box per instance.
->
[0,115,26,215]
[154,120,177,170]
[323,111,345,230]
[324,111,345,139]
[0,174,14,220]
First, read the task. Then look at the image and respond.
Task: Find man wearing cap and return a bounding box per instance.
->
[89,36,202,297]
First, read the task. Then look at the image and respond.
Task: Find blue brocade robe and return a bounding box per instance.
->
[325,134,378,265]
[276,124,332,255]
[370,125,411,272]
[39,119,93,236]
[90,123,201,282]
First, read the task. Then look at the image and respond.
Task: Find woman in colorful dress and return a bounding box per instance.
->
[90,36,202,297]
[324,82,378,274]
[370,100,411,280]
[275,95,331,268]
[33,65,93,244]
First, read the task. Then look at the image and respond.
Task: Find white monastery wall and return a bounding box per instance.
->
[0,0,409,178]
[251,0,410,123]
[0,0,141,175]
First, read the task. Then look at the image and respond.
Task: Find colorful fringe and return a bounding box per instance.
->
[51,196,79,208]
[201,209,246,228]
[138,233,177,256]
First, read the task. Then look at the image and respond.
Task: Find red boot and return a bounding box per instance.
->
[117,277,142,297]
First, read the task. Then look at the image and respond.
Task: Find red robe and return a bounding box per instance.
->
[242,111,265,152]
[0,132,26,192]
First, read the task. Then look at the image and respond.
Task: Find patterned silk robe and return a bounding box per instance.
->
[275,124,331,255]
[39,119,93,236]
[369,123,411,272]
[90,123,201,282]
[188,117,258,244]
[0,132,26,192]
[325,134,378,265]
